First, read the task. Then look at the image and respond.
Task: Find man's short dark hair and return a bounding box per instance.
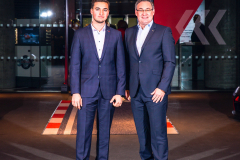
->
[91,0,110,9]
[117,20,128,29]
[193,14,201,23]
[135,0,154,10]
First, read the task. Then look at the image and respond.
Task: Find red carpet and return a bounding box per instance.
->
[43,100,178,135]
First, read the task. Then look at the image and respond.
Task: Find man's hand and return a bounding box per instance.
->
[110,95,122,107]
[151,88,165,103]
[72,93,82,110]
[125,90,130,101]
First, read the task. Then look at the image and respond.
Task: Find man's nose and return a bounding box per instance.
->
[100,9,103,15]
[142,10,148,15]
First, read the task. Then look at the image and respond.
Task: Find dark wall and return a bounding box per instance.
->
[237,0,240,85]
[0,0,15,88]
[82,0,136,15]
[14,0,39,19]
[205,0,238,89]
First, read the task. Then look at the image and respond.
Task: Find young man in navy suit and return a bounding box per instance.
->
[70,0,126,159]
[125,0,176,159]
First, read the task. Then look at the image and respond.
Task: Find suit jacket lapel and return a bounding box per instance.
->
[133,26,139,59]
[87,25,99,60]
[140,22,156,56]
[100,25,110,62]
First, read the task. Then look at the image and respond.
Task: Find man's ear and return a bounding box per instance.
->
[90,8,93,15]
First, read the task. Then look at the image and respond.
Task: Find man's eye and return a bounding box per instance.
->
[104,9,108,12]
[139,10,144,12]
[146,10,151,12]
[95,8,100,11]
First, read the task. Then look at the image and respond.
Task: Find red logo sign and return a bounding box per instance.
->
[154,0,203,43]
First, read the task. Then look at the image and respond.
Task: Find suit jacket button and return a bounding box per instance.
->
[98,76,99,78]
[139,61,141,63]
[99,65,101,67]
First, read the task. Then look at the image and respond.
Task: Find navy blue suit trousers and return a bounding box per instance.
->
[76,87,115,160]
[131,86,168,160]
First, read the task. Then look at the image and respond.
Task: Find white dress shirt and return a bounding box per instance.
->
[91,24,106,59]
[136,20,153,55]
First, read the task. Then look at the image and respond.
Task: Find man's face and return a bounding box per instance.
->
[135,1,155,26]
[90,2,109,24]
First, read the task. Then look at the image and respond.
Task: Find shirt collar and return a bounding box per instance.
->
[137,20,153,30]
[91,23,106,32]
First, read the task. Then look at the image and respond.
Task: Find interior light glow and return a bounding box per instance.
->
[47,11,52,17]
[40,11,53,17]
[40,12,47,17]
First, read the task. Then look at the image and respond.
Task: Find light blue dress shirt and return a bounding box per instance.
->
[91,24,106,59]
[136,20,153,55]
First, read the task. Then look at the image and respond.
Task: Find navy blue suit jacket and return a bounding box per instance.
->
[125,22,176,97]
[70,25,126,99]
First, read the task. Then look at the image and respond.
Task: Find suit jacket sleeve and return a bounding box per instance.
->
[124,30,130,90]
[70,30,81,95]
[116,32,126,96]
[157,27,176,92]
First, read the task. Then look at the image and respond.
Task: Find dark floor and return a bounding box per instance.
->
[0,92,240,160]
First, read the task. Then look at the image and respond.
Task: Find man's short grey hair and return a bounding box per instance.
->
[135,0,154,10]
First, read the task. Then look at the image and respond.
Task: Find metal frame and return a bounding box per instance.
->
[64,0,69,85]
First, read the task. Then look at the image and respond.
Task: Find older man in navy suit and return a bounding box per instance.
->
[70,0,126,159]
[125,0,176,159]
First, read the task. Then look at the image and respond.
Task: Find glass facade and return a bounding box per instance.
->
[174,0,240,90]
[0,0,239,92]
